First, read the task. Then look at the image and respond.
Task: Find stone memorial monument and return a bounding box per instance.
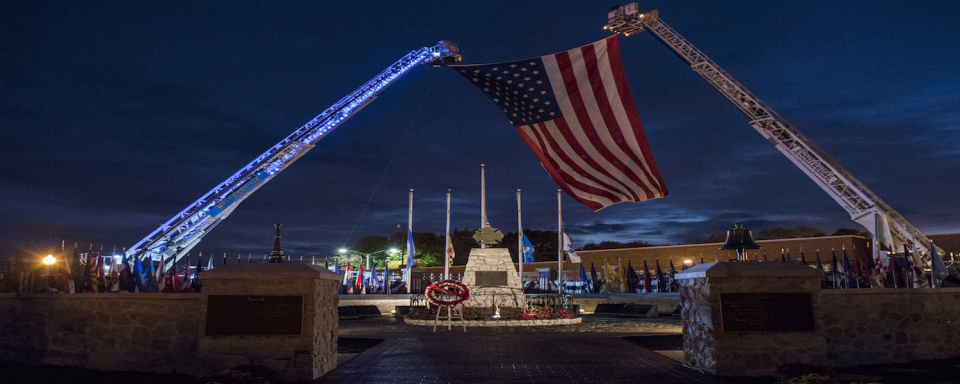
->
[461,226,526,312]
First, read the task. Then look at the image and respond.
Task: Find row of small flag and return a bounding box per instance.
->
[332,260,398,294]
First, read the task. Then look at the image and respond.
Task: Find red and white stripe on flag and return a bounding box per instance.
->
[454,36,667,211]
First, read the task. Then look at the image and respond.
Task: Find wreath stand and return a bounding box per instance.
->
[425,280,470,333]
[433,302,466,332]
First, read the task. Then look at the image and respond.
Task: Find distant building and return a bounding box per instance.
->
[415,235,871,276]
[576,235,871,270]
[930,234,960,256]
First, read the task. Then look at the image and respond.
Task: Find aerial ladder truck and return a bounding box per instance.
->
[604,3,943,265]
[126,41,460,271]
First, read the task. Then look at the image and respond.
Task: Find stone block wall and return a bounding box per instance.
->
[0,263,343,382]
[0,293,208,374]
[820,288,960,366]
[680,275,828,376]
[199,263,341,382]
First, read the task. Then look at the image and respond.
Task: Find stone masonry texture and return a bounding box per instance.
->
[0,293,208,374]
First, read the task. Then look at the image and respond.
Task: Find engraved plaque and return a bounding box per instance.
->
[475,271,508,287]
[720,292,815,333]
[206,295,303,336]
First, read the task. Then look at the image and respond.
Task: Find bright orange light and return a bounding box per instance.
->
[43,255,56,265]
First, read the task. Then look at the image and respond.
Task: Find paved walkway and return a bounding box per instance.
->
[317,318,727,384]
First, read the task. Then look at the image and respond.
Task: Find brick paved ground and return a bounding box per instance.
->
[317,317,728,384]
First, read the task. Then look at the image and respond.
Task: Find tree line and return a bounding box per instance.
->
[347,225,873,267]
[346,229,654,267]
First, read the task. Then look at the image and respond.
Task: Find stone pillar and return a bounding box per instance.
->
[462,248,526,309]
[675,262,827,376]
[198,263,341,382]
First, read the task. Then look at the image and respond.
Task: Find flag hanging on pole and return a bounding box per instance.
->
[626,262,637,293]
[452,36,668,211]
[617,259,627,293]
[589,262,599,294]
[522,233,536,264]
[873,250,887,288]
[930,243,949,288]
[156,254,166,292]
[355,262,365,294]
[604,262,617,293]
[342,262,352,294]
[655,260,666,293]
[562,232,581,263]
[842,249,854,289]
[371,265,380,293]
[668,259,678,292]
[831,250,840,289]
[446,236,456,266]
[406,228,416,270]
[642,260,653,293]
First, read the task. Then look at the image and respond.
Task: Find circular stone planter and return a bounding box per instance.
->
[403,317,582,327]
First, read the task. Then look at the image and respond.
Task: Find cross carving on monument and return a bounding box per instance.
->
[473,226,504,246]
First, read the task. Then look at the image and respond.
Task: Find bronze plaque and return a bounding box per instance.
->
[720,292,814,333]
[475,271,508,287]
[206,295,303,336]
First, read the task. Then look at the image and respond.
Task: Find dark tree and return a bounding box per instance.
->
[831,228,872,237]
[794,225,826,238]
[581,240,652,250]
[706,233,727,243]
[351,236,389,254]
[757,225,827,240]
[757,227,797,240]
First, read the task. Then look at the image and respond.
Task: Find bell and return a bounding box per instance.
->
[719,223,761,261]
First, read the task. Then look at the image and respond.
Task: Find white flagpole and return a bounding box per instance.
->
[517,189,523,292]
[480,164,488,249]
[557,190,563,295]
[445,189,451,280]
[407,189,413,290]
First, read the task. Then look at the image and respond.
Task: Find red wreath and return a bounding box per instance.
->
[425,280,470,307]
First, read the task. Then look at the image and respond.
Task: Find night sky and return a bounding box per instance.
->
[2,1,959,261]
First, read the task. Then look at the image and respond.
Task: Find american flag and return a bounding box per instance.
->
[873,253,886,287]
[538,270,550,292]
[453,36,667,211]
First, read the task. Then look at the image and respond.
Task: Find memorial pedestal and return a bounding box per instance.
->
[675,262,827,376]
[199,263,342,382]
[462,248,526,310]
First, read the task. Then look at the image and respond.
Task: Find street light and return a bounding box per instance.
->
[42,255,56,291]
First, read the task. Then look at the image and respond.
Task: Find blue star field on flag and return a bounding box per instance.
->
[456,60,562,126]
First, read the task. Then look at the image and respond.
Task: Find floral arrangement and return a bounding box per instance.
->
[424,280,470,307]
[407,306,574,321]
[512,308,575,320]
